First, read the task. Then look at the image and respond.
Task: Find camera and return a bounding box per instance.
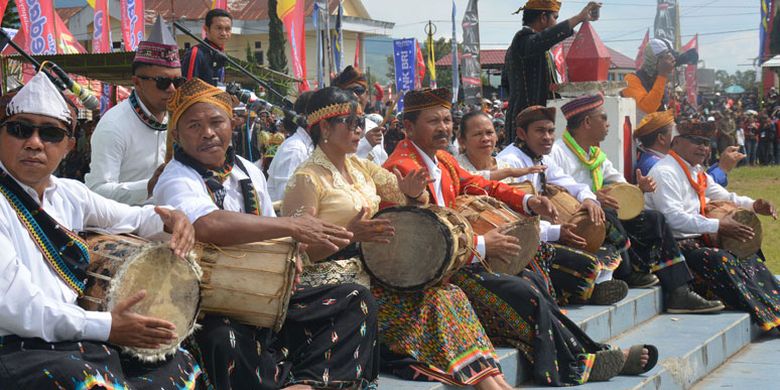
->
[674,48,699,67]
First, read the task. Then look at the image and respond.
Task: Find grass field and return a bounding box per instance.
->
[726,165,780,272]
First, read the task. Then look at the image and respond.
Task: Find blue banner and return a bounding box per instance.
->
[393,38,416,112]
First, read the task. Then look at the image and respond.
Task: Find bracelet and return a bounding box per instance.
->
[409,189,426,199]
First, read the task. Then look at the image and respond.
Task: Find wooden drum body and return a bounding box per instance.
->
[544,184,606,254]
[704,200,763,259]
[603,183,644,220]
[360,206,475,292]
[192,238,297,332]
[454,195,540,275]
[79,234,201,362]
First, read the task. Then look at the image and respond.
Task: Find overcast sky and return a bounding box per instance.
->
[362,0,761,73]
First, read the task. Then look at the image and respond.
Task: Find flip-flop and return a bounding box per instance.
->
[620,344,659,375]
[589,348,626,382]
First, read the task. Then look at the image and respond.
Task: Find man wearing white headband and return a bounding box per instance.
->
[0,71,202,388]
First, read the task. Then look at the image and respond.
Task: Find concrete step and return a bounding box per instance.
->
[378,286,663,389]
[519,312,753,390]
[690,331,780,389]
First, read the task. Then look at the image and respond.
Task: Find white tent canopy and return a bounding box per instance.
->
[762,55,780,68]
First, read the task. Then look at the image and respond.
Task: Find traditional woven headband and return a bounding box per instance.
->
[307,102,356,127]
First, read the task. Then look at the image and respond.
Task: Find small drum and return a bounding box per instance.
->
[79,234,201,362]
[360,206,475,292]
[192,238,297,331]
[704,200,763,259]
[544,184,606,254]
[454,195,540,275]
[603,183,644,220]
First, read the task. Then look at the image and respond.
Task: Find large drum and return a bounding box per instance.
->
[360,206,475,292]
[192,238,297,331]
[543,184,606,254]
[79,234,201,362]
[603,183,644,220]
[509,180,538,196]
[704,200,763,259]
[454,195,540,275]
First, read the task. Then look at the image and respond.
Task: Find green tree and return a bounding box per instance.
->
[245,42,255,64]
[268,0,288,73]
[2,0,20,29]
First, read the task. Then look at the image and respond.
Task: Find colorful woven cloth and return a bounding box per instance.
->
[167,78,236,132]
[560,93,604,120]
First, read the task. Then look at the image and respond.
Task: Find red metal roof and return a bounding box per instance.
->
[143,0,341,23]
[56,7,83,24]
[436,37,636,70]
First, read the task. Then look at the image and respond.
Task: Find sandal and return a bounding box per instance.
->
[589,348,625,382]
[620,344,659,375]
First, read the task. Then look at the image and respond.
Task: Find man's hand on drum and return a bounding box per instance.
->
[347,207,395,244]
[155,207,195,259]
[484,226,521,264]
[753,199,778,220]
[393,168,433,200]
[635,170,657,193]
[109,290,177,349]
[579,198,606,225]
[595,189,620,210]
[718,217,755,243]
[559,223,588,249]
[289,211,354,251]
[528,195,558,223]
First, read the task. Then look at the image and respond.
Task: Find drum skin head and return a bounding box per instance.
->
[360,206,453,291]
[606,183,644,221]
[721,209,763,259]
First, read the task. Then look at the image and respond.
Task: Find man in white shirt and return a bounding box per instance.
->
[0,71,201,388]
[332,66,388,164]
[265,91,314,201]
[86,17,185,205]
[498,105,630,305]
[152,78,376,389]
[551,94,724,313]
[645,121,780,329]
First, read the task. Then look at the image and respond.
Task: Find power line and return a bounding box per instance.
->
[603,27,758,43]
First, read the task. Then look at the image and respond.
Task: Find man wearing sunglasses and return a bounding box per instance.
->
[332,66,388,164]
[86,17,184,205]
[645,121,780,331]
[550,94,723,314]
[0,71,202,388]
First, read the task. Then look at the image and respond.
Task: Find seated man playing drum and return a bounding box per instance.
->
[383,87,658,387]
[645,121,780,332]
[549,93,723,314]
[458,106,628,305]
[0,71,202,388]
[152,78,377,389]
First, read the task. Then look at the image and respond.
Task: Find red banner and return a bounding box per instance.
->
[278,0,309,91]
[635,29,649,69]
[55,11,86,54]
[551,43,567,83]
[92,0,111,53]
[120,0,144,51]
[682,34,698,109]
[415,40,426,89]
[0,0,9,26]
[211,0,227,9]
[16,0,58,54]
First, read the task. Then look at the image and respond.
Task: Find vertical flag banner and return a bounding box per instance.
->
[313,2,324,88]
[354,33,361,68]
[0,0,9,25]
[120,0,144,51]
[278,0,309,91]
[761,0,773,63]
[16,0,58,54]
[100,82,114,115]
[211,0,227,9]
[681,34,698,109]
[393,38,416,112]
[333,0,344,72]
[653,0,678,48]
[414,40,426,89]
[92,0,112,53]
[54,11,86,54]
[461,0,482,105]
[451,0,459,103]
[426,22,437,88]
[635,29,649,69]
[551,43,567,83]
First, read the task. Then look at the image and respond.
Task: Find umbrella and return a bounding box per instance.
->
[724,85,746,94]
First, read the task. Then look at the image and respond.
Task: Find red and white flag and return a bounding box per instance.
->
[16,0,58,54]
[551,43,567,83]
[682,34,698,109]
[92,0,112,53]
[120,0,144,51]
[278,0,309,91]
[635,29,649,69]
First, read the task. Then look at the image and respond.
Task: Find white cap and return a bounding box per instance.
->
[648,38,674,55]
[366,113,383,127]
[7,72,72,128]
[707,116,715,122]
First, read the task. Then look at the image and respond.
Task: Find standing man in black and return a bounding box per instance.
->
[181,8,233,86]
[503,0,600,134]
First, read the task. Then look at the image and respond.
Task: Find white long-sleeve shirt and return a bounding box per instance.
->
[355,118,388,165]
[549,139,626,189]
[153,155,276,221]
[644,154,754,239]
[0,166,167,342]
[266,127,314,202]
[85,96,167,205]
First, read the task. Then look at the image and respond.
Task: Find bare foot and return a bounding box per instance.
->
[623,347,649,368]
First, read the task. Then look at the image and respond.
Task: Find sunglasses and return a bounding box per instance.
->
[348,86,367,96]
[331,115,366,131]
[136,75,187,90]
[3,121,70,143]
